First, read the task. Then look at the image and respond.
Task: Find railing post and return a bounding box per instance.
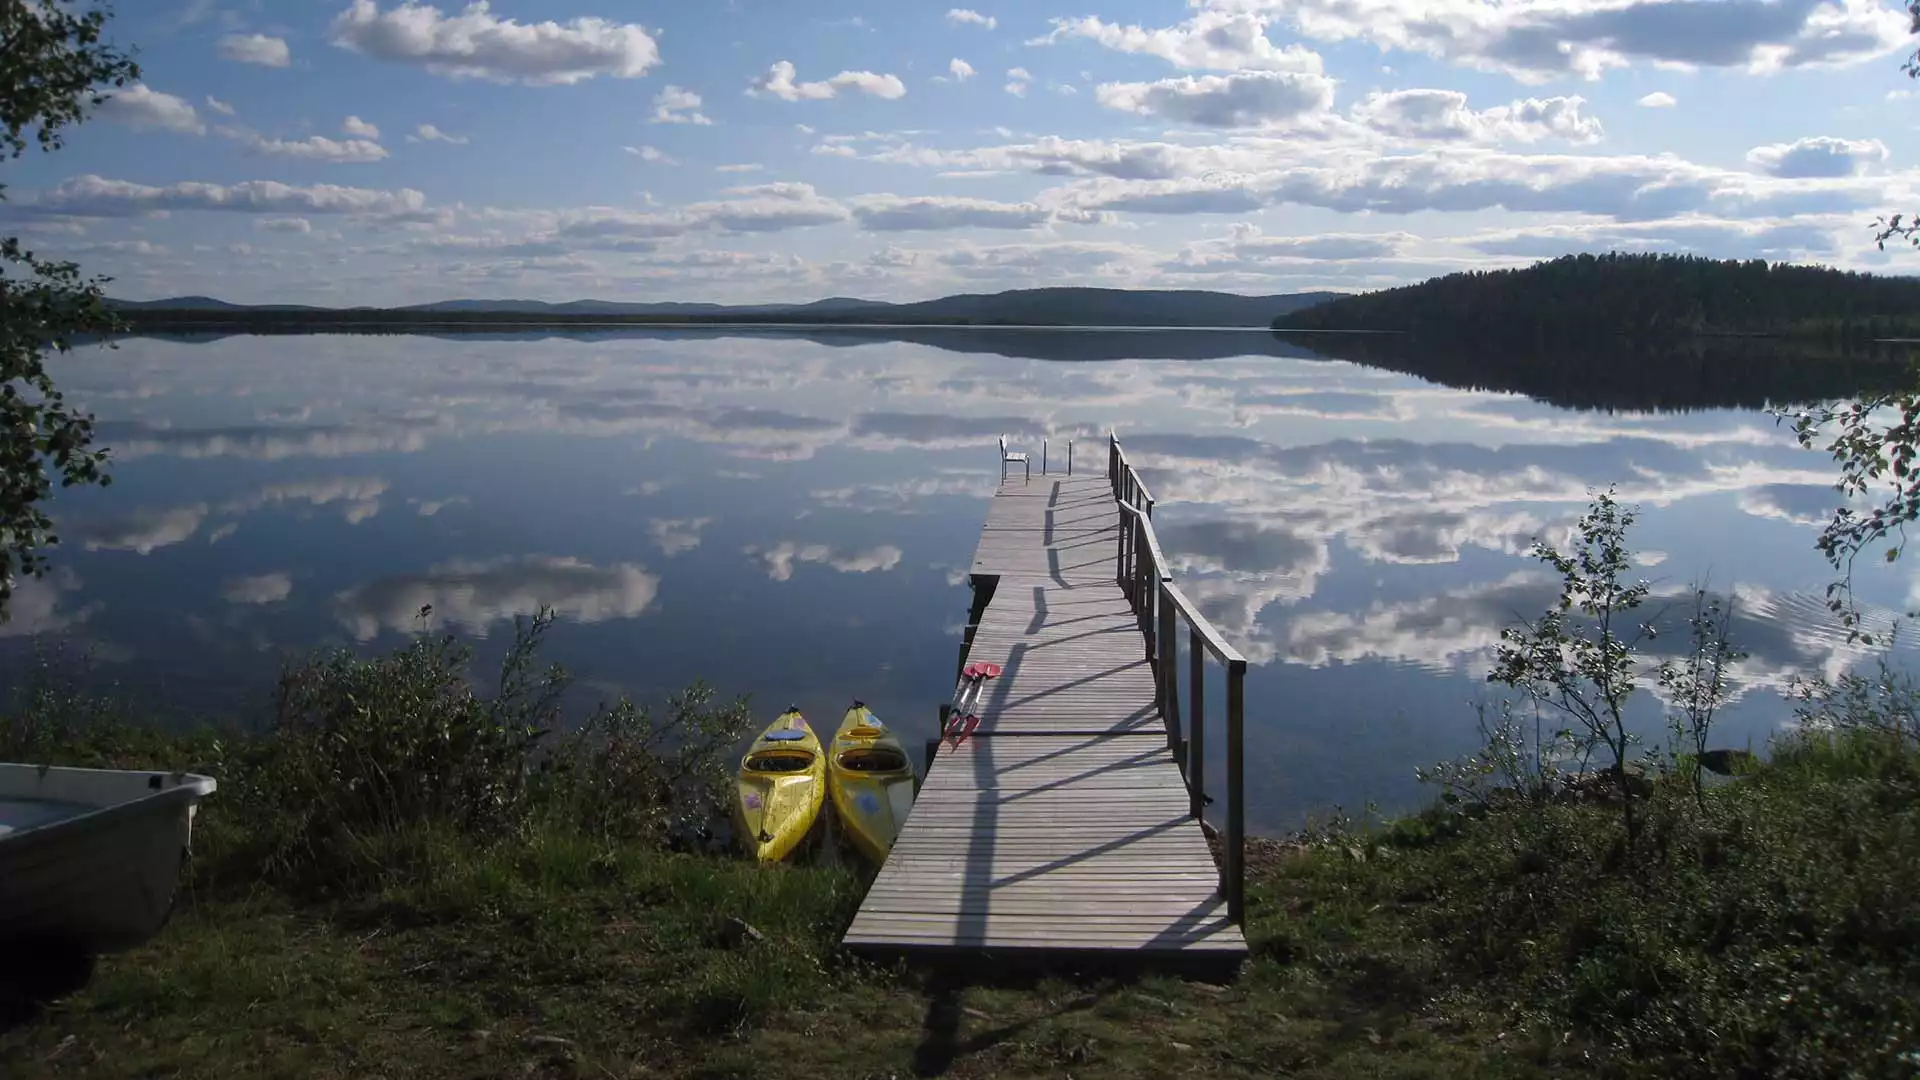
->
[1042,439,1048,475]
[1189,625,1205,819]
[1159,582,1180,755]
[1067,440,1073,476]
[1225,659,1246,924]
[1128,511,1144,622]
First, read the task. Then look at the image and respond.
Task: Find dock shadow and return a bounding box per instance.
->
[910,967,1121,1077]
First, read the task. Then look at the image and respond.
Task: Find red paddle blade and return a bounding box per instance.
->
[963,662,981,679]
[978,663,1003,679]
[954,714,982,747]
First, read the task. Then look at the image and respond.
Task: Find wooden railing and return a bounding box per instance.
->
[1107,433,1249,923]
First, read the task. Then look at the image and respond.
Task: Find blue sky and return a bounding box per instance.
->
[4,0,1919,303]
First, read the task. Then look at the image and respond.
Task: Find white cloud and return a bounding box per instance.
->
[931,240,1144,278]
[1746,135,1889,178]
[219,33,290,67]
[205,95,237,116]
[750,542,903,580]
[255,216,314,233]
[342,115,381,138]
[30,174,431,219]
[651,85,712,125]
[850,194,1055,231]
[1034,10,1328,72]
[1096,70,1336,127]
[715,163,764,173]
[408,123,469,144]
[752,60,907,101]
[946,8,996,29]
[1053,143,1886,221]
[1245,0,1908,82]
[228,130,390,163]
[626,144,677,164]
[95,84,205,135]
[1351,89,1604,143]
[335,555,660,640]
[950,57,976,82]
[1637,91,1677,108]
[328,0,659,85]
[222,572,293,605]
[1006,66,1032,96]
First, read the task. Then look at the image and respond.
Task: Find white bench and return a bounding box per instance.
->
[998,435,1030,481]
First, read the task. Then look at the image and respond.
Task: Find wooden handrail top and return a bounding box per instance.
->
[1114,499,1171,580]
[1161,581,1247,668]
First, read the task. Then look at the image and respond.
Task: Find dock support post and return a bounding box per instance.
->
[1225,659,1247,923]
[1189,625,1206,819]
[1158,582,1181,755]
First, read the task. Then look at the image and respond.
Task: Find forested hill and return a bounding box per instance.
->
[112,287,1339,328]
[1271,254,1920,340]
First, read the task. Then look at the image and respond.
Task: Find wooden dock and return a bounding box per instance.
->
[843,440,1249,964]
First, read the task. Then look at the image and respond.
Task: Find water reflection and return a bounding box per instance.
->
[11,327,1912,830]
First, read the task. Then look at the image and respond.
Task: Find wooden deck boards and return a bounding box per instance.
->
[843,474,1247,961]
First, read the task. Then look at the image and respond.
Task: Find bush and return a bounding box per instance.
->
[0,607,755,897]
[1388,494,1920,1078]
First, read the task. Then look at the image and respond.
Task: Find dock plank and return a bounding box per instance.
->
[844,473,1247,962]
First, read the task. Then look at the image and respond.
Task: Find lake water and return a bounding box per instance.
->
[8,328,1912,832]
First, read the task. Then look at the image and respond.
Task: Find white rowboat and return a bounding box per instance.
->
[0,764,216,953]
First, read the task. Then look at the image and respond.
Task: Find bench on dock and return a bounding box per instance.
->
[843,434,1249,965]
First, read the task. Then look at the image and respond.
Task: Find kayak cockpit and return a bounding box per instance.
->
[744,750,816,773]
[837,747,910,774]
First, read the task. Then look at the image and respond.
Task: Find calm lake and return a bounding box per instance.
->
[9,327,1913,832]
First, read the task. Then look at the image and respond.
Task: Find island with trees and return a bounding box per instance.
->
[1273,253,1920,343]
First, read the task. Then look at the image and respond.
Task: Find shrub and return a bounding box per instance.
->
[1,607,752,896]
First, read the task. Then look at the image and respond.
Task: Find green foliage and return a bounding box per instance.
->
[0,0,138,616]
[1788,654,1920,750]
[1489,490,1656,841]
[1654,587,1745,807]
[0,608,756,896]
[1272,252,1920,341]
[1784,394,1920,643]
[534,681,754,846]
[1318,727,1920,1079]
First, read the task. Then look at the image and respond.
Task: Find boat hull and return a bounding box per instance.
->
[828,705,917,866]
[0,765,216,954]
[733,710,825,863]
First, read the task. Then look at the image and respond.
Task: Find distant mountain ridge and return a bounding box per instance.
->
[111,287,1340,327]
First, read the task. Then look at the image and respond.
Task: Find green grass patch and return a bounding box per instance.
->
[4,616,1917,1077]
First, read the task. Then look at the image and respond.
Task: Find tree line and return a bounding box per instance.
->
[1273,253,1920,342]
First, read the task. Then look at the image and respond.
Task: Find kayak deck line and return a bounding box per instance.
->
[844,440,1249,967]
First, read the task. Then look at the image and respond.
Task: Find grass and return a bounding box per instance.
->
[0,826,1562,1080]
[3,616,1918,1078]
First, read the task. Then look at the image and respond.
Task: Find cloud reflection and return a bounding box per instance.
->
[222,572,293,605]
[334,555,661,640]
[748,541,904,581]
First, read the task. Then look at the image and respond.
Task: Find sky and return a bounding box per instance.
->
[3,0,1919,304]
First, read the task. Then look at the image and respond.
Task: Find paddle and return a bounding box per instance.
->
[945,663,1002,747]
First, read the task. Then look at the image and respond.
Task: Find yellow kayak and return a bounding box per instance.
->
[828,702,917,865]
[733,707,825,863]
